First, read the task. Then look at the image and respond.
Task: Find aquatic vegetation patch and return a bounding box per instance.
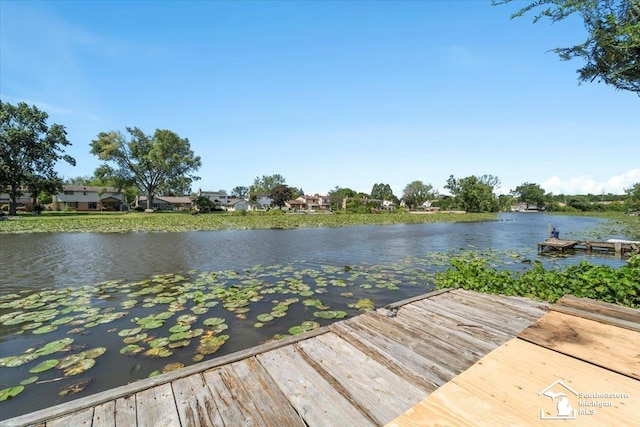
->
[435,253,640,308]
[0,247,539,415]
[0,211,496,234]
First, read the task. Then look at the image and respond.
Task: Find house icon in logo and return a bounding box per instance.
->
[539,380,578,420]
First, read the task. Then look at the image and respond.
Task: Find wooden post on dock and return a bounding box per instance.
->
[614,241,622,257]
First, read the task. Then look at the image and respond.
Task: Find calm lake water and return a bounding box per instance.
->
[0,213,631,419]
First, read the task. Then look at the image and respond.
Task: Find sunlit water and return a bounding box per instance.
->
[0,213,630,419]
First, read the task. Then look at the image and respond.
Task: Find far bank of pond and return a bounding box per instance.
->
[0,212,637,419]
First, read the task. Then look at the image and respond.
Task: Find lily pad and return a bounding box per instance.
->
[144,347,173,358]
[118,327,143,337]
[20,376,39,385]
[64,358,96,376]
[120,344,144,355]
[0,354,37,368]
[203,317,225,327]
[197,335,229,355]
[59,354,86,369]
[35,338,74,356]
[161,362,184,373]
[256,313,273,322]
[51,316,75,326]
[79,347,106,359]
[149,337,170,348]
[348,298,375,311]
[176,314,197,324]
[0,386,25,401]
[168,339,191,349]
[169,324,191,333]
[190,306,208,315]
[123,333,148,344]
[59,378,92,396]
[32,325,58,335]
[29,359,59,373]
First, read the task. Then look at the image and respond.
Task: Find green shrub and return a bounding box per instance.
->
[434,253,640,308]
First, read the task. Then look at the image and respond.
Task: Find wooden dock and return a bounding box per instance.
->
[0,289,549,427]
[388,295,640,426]
[538,238,640,257]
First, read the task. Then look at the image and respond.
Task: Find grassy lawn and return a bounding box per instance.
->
[0,211,497,234]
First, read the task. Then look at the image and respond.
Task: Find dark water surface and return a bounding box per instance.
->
[0,213,630,419]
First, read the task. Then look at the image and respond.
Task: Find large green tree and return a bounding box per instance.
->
[231,185,249,199]
[0,101,75,215]
[497,0,640,93]
[370,183,398,203]
[402,180,434,209]
[90,127,201,211]
[626,181,640,211]
[445,175,501,212]
[328,186,357,210]
[512,182,549,209]
[249,174,286,199]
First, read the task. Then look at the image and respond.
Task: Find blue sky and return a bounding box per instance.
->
[2,0,638,197]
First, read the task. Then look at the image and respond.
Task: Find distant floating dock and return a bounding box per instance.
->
[538,238,640,257]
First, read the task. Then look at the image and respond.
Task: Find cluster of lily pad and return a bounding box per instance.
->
[0,337,106,402]
[0,248,540,411]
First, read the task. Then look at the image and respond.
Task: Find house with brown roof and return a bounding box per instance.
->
[135,195,192,211]
[52,186,124,211]
[0,190,33,212]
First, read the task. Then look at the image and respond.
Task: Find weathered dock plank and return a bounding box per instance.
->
[424,294,541,336]
[553,294,640,332]
[172,373,223,427]
[114,395,136,427]
[257,344,376,427]
[203,365,270,427]
[92,401,115,427]
[229,358,302,426]
[135,383,180,427]
[329,320,443,391]
[45,408,94,427]
[447,288,548,320]
[402,302,511,350]
[296,333,425,425]
[358,308,485,375]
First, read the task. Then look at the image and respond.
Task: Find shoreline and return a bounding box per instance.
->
[0,211,497,234]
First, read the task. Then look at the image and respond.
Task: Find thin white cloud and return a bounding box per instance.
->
[0,94,102,121]
[542,169,640,195]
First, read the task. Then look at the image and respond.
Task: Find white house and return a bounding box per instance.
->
[254,195,272,209]
[196,189,229,206]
